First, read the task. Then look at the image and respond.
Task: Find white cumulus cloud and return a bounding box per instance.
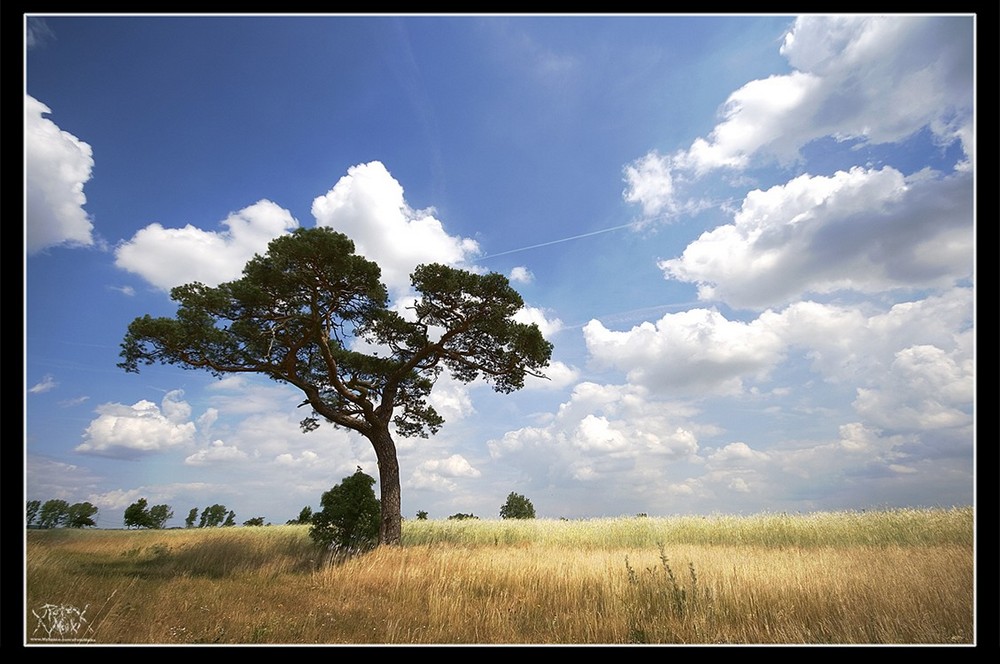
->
[25,95,96,254]
[408,454,481,492]
[312,161,480,296]
[76,390,197,458]
[185,440,249,466]
[659,167,972,309]
[115,200,299,290]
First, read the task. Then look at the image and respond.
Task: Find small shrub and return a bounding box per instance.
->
[309,467,380,555]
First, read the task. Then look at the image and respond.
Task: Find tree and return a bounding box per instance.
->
[66,502,99,528]
[124,498,153,529]
[38,499,70,528]
[119,227,553,546]
[310,467,381,552]
[416,510,428,520]
[447,512,479,520]
[499,492,535,519]
[26,500,41,527]
[148,504,174,529]
[287,505,313,525]
[185,508,199,528]
[199,504,228,528]
[224,510,237,527]
[243,516,265,526]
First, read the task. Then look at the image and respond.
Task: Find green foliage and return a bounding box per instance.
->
[499,492,535,519]
[199,504,229,528]
[243,516,266,527]
[65,502,99,528]
[185,508,199,528]
[118,227,553,546]
[416,510,428,520]
[124,498,152,529]
[124,499,173,529]
[286,506,313,525]
[310,467,381,552]
[224,510,237,527]
[149,504,174,529]
[26,500,42,527]
[447,513,479,520]
[38,499,70,528]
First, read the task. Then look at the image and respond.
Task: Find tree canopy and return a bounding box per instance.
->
[66,502,99,528]
[120,227,552,545]
[310,466,381,552]
[499,492,536,519]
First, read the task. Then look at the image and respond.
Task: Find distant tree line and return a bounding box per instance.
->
[26,499,98,528]
[123,498,174,529]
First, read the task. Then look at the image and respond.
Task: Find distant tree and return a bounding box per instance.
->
[66,502,99,528]
[39,499,70,528]
[310,467,381,552]
[148,504,174,529]
[199,504,228,528]
[224,510,237,527]
[124,498,154,529]
[447,512,479,520]
[243,516,265,527]
[416,510,428,520]
[499,492,535,520]
[26,500,42,527]
[287,505,313,525]
[185,508,199,528]
[119,227,553,546]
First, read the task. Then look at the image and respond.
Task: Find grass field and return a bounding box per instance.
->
[24,507,974,645]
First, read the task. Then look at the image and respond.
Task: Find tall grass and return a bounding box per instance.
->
[401,507,973,548]
[25,508,974,645]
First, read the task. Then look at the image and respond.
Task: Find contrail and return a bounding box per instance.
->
[475,221,641,261]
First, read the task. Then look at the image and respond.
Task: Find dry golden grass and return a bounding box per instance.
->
[25,508,974,645]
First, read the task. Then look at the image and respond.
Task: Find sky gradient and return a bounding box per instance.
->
[24,14,976,528]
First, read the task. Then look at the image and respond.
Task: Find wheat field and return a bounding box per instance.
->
[24,507,974,645]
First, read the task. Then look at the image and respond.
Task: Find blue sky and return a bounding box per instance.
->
[24,14,976,528]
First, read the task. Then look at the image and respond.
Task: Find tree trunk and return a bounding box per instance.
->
[369,426,402,546]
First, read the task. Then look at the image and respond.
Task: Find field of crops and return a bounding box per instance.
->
[25,507,974,645]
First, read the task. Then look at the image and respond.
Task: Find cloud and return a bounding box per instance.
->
[184,440,249,466]
[312,161,480,296]
[488,381,701,470]
[623,151,676,217]
[508,266,534,284]
[513,305,564,337]
[26,17,56,50]
[26,456,103,502]
[25,95,96,254]
[853,344,974,432]
[274,450,320,467]
[658,167,972,309]
[59,396,90,407]
[583,286,972,406]
[778,16,972,153]
[524,360,580,391]
[115,200,299,290]
[707,442,770,467]
[408,454,481,492]
[29,374,58,394]
[75,390,197,458]
[86,488,145,511]
[427,373,476,422]
[624,16,973,218]
[584,309,786,396]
